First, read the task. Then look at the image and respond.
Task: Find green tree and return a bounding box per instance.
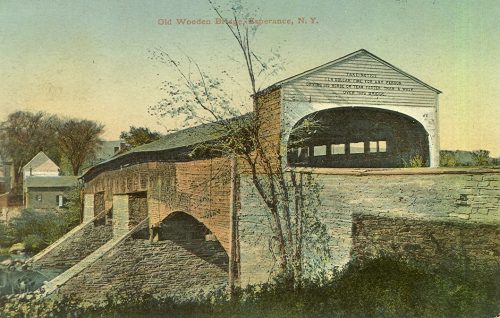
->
[0,111,60,190]
[119,126,161,151]
[56,119,104,175]
[62,185,84,226]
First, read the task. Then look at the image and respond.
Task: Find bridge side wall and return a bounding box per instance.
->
[84,157,233,253]
[238,170,499,285]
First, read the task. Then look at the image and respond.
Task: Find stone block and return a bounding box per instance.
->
[83,194,95,222]
[482,175,498,182]
[478,181,491,187]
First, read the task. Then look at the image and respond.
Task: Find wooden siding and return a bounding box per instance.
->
[84,158,233,253]
[283,52,438,107]
[253,88,283,172]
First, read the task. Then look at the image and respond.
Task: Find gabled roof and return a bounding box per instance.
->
[258,49,441,95]
[95,140,122,160]
[25,176,78,188]
[23,151,58,170]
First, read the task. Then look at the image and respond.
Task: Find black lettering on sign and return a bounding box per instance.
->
[306,74,413,98]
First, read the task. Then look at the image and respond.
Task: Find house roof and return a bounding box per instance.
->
[96,140,123,160]
[22,151,58,170]
[257,49,441,95]
[25,176,78,188]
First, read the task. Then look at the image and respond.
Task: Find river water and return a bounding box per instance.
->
[0,255,64,296]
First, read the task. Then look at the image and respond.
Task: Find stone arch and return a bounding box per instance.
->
[157,211,229,271]
[287,107,430,168]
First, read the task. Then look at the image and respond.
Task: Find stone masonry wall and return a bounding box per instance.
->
[129,192,148,228]
[56,235,229,302]
[351,213,499,274]
[34,221,113,270]
[94,192,105,217]
[238,169,499,285]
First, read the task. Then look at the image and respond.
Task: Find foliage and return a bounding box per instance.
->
[439,150,496,167]
[0,187,81,253]
[62,185,84,227]
[0,111,105,184]
[8,209,67,253]
[0,221,15,248]
[403,154,425,168]
[2,258,498,318]
[471,149,491,166]
[6,204,79,254]
[120,126,161,151]
[56,118,104,175]
[439,151,458,167]
[22,234,46,252]
[0,111,60,188]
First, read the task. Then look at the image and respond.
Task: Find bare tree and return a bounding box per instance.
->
[56,119,104,175]
[150,0,329,288]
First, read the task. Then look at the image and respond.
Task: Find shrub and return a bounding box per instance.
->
[440,152,458,167]
[0,221,15,248]
[471,150,490,166]
[22,234,46,253]
[3,257,497,318]
[62,186,83,228]
[403,154,425,167]
[8,209,68,253]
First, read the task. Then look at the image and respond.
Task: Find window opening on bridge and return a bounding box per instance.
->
[369,140,387,153]
[379,140,387,152]
[349,142,365,154]
[298,147,309,159]
[313,145,327,156]
[332,144,346,155]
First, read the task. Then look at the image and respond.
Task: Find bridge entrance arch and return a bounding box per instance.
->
[287,107,430,168]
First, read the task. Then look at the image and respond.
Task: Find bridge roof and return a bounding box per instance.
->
[81,113,251,180]
[256,48,441,96]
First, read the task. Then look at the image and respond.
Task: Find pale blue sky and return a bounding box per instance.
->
[0,0,498,155]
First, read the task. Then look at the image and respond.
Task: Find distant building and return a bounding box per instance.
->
[24,176,78,209]
[83,140,124,171]
[22,151,59,179]
[22,152,79,209]
[0,155,13,194]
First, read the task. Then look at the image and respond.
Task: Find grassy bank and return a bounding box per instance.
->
[1,257,498,318]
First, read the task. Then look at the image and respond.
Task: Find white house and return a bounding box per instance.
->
[22,151,59,180]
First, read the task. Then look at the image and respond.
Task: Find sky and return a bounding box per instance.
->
[0,0,499,156]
